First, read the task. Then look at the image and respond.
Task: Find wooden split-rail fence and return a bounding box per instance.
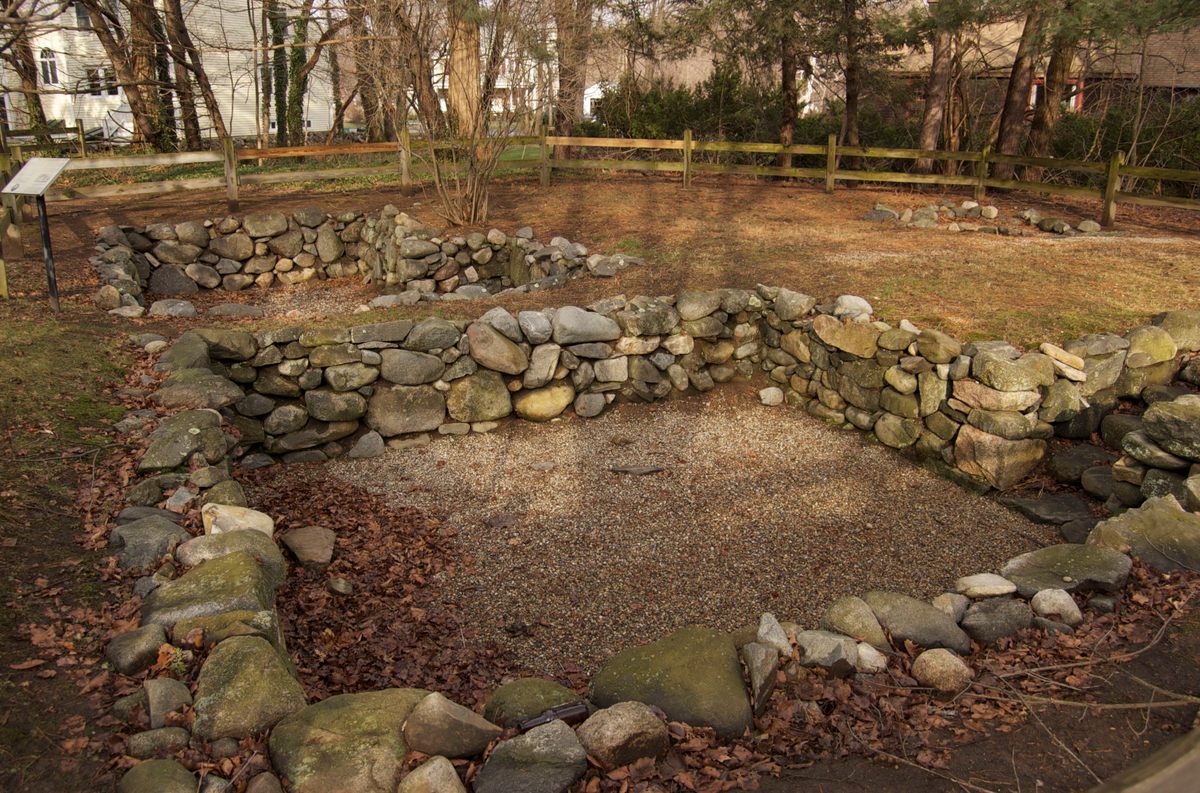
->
[0,129,1197,299]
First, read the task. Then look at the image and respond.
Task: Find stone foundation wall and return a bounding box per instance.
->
[154,286,1200,506]
[105,291,1200,791]
[92,206,639,313]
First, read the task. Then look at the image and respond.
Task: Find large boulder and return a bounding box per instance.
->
[446,371,511,423]
[1142,397,1200,462]
[142,551,276,627]
[860,591,971,654]
[269,688,430,793]
[514,383,575,422]
[1087,496,1200,573]
[483,679,582,728]
[401,692,502,759]
[576,701,669,770]
[960,598,1032,645]
[404,318,461,352]
[473,720,587,793]
[175,530,286,587]
[209,232,254,261]
[552,306,621,344]
[911,649,973,693]
[467,322,529,375]
[820,595,888,650]
[117,759,195,793]
[810,315,879,358]
[193,328,257,361]
[366,384,446,436]
[192,636,306,740]
[953,424,1046,490]
[150,368,244,411]
[379,350,445,385]
[110,517,189,569]
[242,211,288,238]
[589,625,751,737]
[138,410,226,472]
[1000,544,1132,598]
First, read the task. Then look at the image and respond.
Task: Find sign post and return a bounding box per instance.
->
[2,157,70,311]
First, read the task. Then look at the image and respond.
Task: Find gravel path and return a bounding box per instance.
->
[329,384,1055,675]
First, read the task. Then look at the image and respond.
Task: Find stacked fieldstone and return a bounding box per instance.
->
[359,207,640,307]
[160,291,760,466]
[863,199,1103,235]
[92,207,370,312]
[93,206,639,316]
[105,299,1200,792]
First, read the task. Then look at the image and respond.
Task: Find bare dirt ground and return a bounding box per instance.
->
[331,384,1056,675]
[0,174,1198,791]
[16,172,1200,345]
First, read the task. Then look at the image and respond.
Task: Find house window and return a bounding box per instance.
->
[74,2,89,27]
[85,66,118,96]
[39,50,58,85]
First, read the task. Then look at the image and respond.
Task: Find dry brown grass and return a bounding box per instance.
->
[27,172,1200,346]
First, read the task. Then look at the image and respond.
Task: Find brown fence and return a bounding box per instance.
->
[0,129,1197,289]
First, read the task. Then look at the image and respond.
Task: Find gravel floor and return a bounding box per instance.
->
[329,384,1056,675]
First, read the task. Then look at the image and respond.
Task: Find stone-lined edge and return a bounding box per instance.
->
[107,291,1200,792]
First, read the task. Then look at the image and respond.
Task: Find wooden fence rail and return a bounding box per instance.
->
[0,130,1194,235]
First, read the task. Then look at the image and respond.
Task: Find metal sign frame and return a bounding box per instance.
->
[2,157,71,311]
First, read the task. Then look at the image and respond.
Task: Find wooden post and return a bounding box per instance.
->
[824,133,837,193]
[222,137,239,212]
[682,129,693,188]
[538,121,550,187]
[1102,150,1124,228]
[974,146,990,202]
[399,124,412,194]
[76,119,86,156]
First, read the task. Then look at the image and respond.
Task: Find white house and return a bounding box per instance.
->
[1,0,336,143]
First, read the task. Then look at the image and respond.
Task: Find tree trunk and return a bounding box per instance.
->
[914,26,953,173]
[553,0,592,139]
[840,0,861,149]
[286,4,312,146]
[259,1,271,148]
[447,0,482,137]
[994,9,1042,178]
[82,2,166,147]
[778,37,797,169]
[4,36,52,144]
[325,5,342,140]
[162,3,202,149]
[127,0,174,147]
[269,1,288,145]
[1026,31,1074,176]
[163,0,228,141]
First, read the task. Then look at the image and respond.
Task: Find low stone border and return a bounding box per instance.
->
[105,286,1200,792]
[864,199,1105,235]
[93,206,641,318]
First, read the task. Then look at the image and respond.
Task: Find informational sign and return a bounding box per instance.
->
[2,157,70,197]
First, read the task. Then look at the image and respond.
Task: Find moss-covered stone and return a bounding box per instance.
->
[1087,496,1200,573]
[269,688,429,793]
[117,759,195,793]
[589,625,751,737]
[142,551,275,628]
[483,678,582,728]
[192,636,306,740]
[175,530,286,586]
[171,609,286,653]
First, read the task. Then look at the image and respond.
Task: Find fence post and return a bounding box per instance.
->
[76,120,86,156]
[539,122,550,188]
[0,152,21,258]
[824,133,837,193]
[222,137,239,212]
[974,146,990,202]
[1102,150,1124,228]
[682,129,693,189]
[399,125,412,194]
